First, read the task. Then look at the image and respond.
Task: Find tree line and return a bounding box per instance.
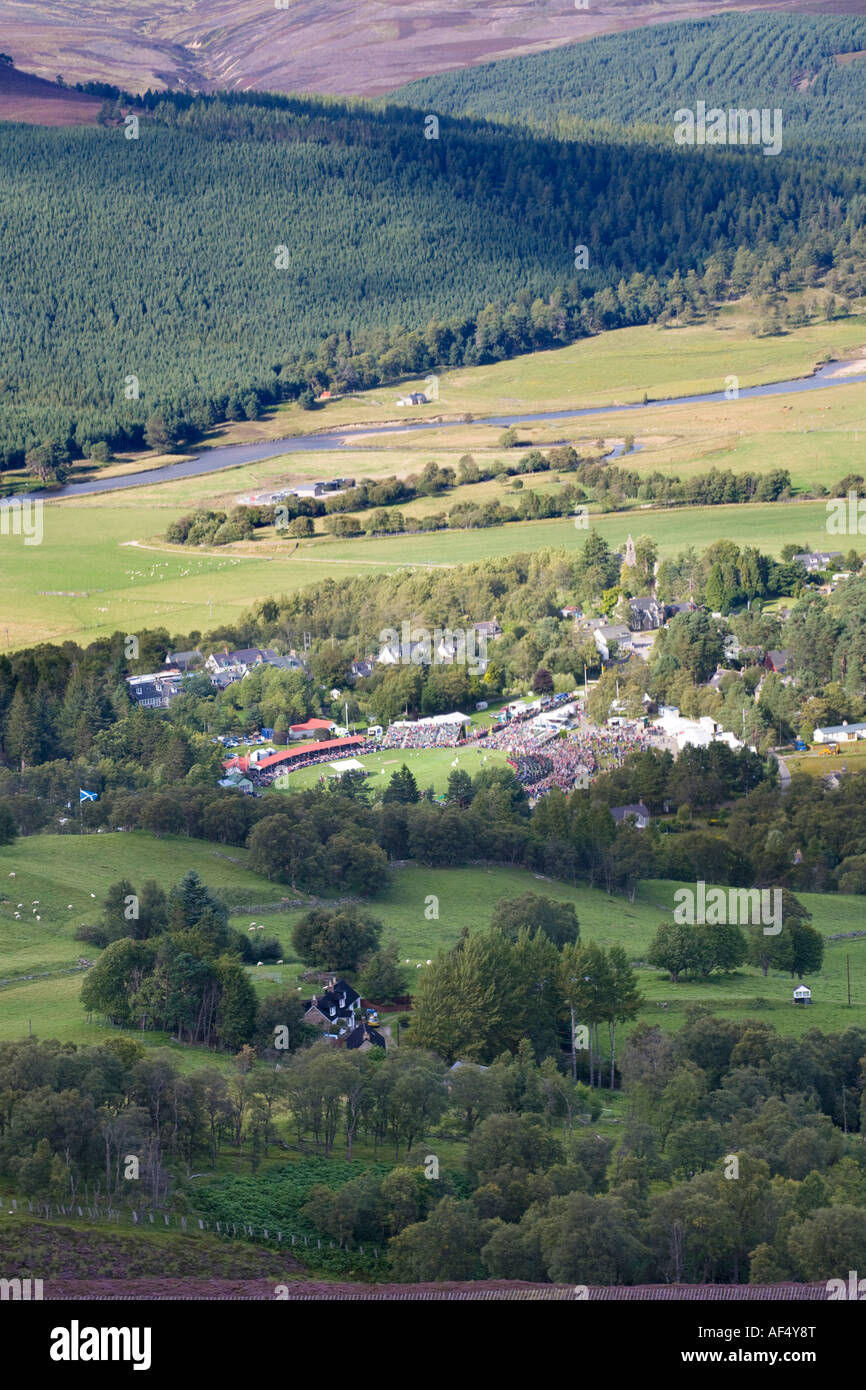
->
[4,1006,866,1286]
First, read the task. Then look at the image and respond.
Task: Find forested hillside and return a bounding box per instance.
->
[2,83,865,470]
[398,14,866,145]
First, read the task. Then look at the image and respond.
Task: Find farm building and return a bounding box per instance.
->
[340,1022,386,1052]
[812,721,866,744]
[793,985,812,1005]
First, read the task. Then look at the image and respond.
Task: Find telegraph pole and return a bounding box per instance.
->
[847,954,851,1008]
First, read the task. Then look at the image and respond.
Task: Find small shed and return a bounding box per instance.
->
[793,985,812,1005]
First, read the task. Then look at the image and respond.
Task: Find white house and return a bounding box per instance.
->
[593,624,632,662]
[793,985,812,1005]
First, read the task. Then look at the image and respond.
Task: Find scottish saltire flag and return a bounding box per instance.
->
[79,789,99,803]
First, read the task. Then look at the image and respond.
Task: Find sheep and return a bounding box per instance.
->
[17,903,22,909]
[277,959,283,965]
[90,893,96,899]
[67,904,73,909]
[13,912,20,920]
[8,872,14,877]
[35,915,40,921]
[32,900,38,905]
[256,961,263,967]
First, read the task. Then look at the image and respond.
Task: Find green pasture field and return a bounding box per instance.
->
[250,866,866,1040]
[0,502,398,649]
[0,834,863,1059]
[295,498,851,568]
[0,831,299,1052]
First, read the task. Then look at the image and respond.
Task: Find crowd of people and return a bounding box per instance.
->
[573,722,666,766]
[381,721,463,750]
[510,745,593,799]
[479,711,666,800]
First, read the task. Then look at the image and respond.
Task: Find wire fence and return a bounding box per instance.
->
[5,1196,382,1258]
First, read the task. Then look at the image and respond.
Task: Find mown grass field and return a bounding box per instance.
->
[270,743,514,795]
[785,745,866,777]
[1,833,864,1059]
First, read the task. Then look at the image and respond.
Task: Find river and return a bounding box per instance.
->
[33,357,866,501]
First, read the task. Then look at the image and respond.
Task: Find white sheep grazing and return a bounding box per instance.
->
[248,926,256,932]
[14,913,20,920]
[90,893,96,899]
[35,915,40,921]
[256,961,263,966]
[68,904,73,909]
[17,903,22,909]
[8,872,14,877]
[32,900,38,905]
[277,959,283,965]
